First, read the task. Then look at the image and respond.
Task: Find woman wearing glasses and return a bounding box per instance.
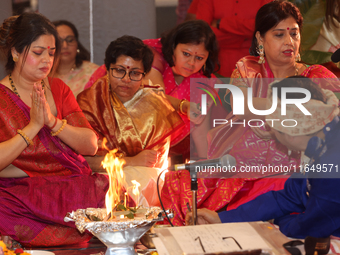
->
[77,36,183,205]
[53,20,98,97]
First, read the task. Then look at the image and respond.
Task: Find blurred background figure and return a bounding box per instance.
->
[176,0,193,24]
[53,20,99,97]
[184,0,198,21]
[292,0,340,76]
[192,0,271,77]
[12,0,38,15]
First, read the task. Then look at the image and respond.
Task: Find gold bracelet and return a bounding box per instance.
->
[178,99,188,115]
[17,129,33,147]
[51,119,67,136]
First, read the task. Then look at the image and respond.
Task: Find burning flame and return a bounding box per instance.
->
[130,180,141,206]
[101,139,126,220]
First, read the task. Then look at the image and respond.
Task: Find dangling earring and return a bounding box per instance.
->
[202,63,206,73]
[288,149,292,156]
[295,53,301,62]
[77,49,80,53]
[257,44,265,64]
[13,55,18,62]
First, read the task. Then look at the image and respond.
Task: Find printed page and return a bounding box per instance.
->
[155,222,271,254]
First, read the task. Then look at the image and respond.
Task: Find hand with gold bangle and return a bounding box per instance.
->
[178,99,189,115]
[45,115,67,137]
[51,119,67,136]
[177,99,204,125]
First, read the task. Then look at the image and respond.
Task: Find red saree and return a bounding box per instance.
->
[0,78,108,246]
[161,56,340,225]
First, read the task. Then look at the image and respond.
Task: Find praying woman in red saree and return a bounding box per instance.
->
[0,13,108,247]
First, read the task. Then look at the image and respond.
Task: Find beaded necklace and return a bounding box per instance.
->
[9,73,46,98]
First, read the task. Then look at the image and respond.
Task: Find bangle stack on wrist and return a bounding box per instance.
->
[17,129,33,147]
[51,119,67,136]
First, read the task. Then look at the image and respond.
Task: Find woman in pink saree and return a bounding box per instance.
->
[0,13,108,247]
[161,0,340,226]
[143,20,219,159]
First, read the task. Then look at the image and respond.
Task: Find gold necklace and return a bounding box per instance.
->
[9,73,46,98]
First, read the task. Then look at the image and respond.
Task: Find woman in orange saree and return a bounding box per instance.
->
[0,13,108,247]
[161,0,340,226]
[77,36,184,207]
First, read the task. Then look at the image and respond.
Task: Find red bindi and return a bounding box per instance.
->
[195,52,197,55]
[126,66,130,69]
[47,46,50,49]
[287,27,289,30]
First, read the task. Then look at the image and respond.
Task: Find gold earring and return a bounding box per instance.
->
[77,49,80,53]
[13,55,18,62]
[202,63,206,73]
[295,53,301,62]
[257,44,265,64]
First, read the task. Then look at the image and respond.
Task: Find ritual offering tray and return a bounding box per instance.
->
[64,207,172,255]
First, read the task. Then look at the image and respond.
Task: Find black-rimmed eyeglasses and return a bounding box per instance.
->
[59,36,77,46]
[110,68,145,81]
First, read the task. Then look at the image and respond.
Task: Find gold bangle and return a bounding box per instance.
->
[178,99,188,115]
[51,119,67,136]
[17,129,33,147]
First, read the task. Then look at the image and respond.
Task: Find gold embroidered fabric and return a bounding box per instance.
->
[77,77,184,168]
